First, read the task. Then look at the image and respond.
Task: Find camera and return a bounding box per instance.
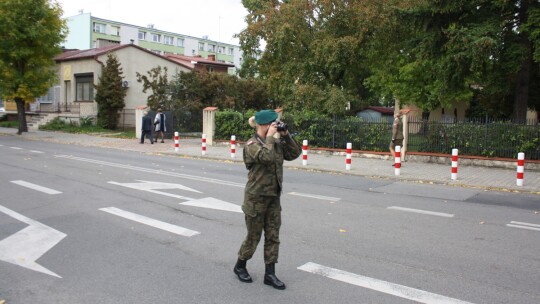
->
[276,120,287,132]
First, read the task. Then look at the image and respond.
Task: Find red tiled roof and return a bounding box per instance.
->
[165,54,235,68]
[55,44,130,61]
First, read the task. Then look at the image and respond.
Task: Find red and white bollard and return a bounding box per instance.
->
[516,152,525,186]
[302,140,308,166]
[174,132,179,152]
[202,134,207,156]
[394,146,401,176]
[230,135,236,158]
[451,148,458,180]
[345,142,352,170]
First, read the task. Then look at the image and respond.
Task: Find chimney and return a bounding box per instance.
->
[208,54,216,61]
[148,24,154,29]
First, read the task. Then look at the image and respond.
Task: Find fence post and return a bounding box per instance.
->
[231,135,236,158]
[395,146,401,176]
[517,152,525,186]
[345,142,352,170]
[451,148,458,180]
[202,134,207,156]
[302,140,308,166]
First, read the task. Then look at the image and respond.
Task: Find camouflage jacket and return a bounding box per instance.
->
[243,133,301,196]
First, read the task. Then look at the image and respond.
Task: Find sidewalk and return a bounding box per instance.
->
[1,127,539,194]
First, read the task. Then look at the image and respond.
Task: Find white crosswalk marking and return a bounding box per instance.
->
[100,207,200,237]
[387,206,454,218]
[11,180,62,195]
[298,262,475,304]
[288,192,340,202]
[506,221,540,231]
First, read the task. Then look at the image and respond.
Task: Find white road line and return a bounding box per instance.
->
[56,155,244,188]
[298,262,475,304]
[10,147,22,150]
[506,221,540,232]
[0,205,66,278]
[11,180,62,195]
[99,207,200,237]
[387,206,454,218]
[288,192,341,202]
[180,197,242,213]
[30,150,44,154]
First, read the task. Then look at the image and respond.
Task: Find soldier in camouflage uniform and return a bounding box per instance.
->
[233,110,301,290]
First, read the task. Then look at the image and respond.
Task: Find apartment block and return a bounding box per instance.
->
[63,13,242,74]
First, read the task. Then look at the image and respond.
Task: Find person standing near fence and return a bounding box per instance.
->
[233,110,301,290]
[154,108,166,143]
[140,111,153,144]
[390,111,404,165]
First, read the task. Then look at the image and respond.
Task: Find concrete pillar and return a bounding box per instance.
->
[135,105,148,139]
[402,113,408,161]
[203,107,218,145]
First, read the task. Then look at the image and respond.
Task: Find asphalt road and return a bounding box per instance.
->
[1,136,539,304]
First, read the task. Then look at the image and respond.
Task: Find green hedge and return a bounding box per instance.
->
[214,110,540,159]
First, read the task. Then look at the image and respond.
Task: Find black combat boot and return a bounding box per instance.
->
[264,263,286,290]
[233,259,253,283]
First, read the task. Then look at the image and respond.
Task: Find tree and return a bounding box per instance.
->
[238,0,399,115]
[94,53,127,129]
[365,0,540,120]
[136,66,170,110]
[0,0,67,134]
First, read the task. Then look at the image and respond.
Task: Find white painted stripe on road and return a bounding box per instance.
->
[56,155,244,188]
[0,205,66,278]
[387,206,454,218]
[10,147,22,150]
[298,262,475,304]
[30,150,44,154]
[11,180,62,195]
[506,222,540,232]
[99,207,200,237]
[288,192,341,202]
[509,221,540,228]
[180,197,242,213]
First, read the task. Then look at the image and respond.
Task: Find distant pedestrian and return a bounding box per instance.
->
[154,108,166,143]
[233,109,301,290]
[390,111,404,164]
[140,111,153,144]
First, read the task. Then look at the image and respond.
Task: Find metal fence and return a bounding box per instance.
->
[282,116,540,160]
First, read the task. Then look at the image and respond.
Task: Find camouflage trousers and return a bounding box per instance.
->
[237,192,281,264]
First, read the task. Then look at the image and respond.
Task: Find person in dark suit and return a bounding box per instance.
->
[141,111,153,144]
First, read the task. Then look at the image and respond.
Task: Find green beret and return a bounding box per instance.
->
[255,110,278,124]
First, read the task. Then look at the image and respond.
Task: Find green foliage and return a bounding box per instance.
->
[136,66,170,111]
[0,0,67,133]
[39,117,135,138]
[0,120,19,128]
[410,121,540,159]
[215,109,256,141]
[94,53,127,129]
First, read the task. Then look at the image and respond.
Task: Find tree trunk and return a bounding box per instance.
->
[513,45,532,123]
[513,0,531,123]
[15,97,28,135]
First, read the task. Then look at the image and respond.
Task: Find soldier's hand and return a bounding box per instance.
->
[267,123,278,137]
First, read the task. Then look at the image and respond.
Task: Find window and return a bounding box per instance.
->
[198,42,205,51]
[228,48,234,55]
[206,66,214,72]
[93,22,106,33]
[138,31,146,40]
[177,38,184,47]
[36,87,56,104]
[207,44,216,52]
[75,74,94,101]
[217,46,224,54]
[152,33,161,43]
[164,36,174,45]
[110,26,120,36]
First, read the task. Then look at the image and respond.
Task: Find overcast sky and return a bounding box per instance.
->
[57,0,248,45]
